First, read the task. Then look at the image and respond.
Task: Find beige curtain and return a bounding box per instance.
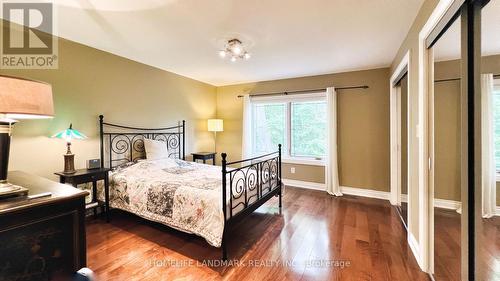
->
[326,87,342,196]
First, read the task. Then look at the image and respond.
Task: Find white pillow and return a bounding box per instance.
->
[143,138,169,160]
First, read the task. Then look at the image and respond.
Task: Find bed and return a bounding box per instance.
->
[98,115,282,260]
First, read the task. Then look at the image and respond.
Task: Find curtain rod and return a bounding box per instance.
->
[236,85,369,98]
[435,74,500,83]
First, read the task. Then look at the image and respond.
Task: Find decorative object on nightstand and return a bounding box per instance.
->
[0,75,54,198]
[192,152,217,165]
[207,118,223,152]
[52,124,87,174]
[55,168,111,222]
[87,159,101,170]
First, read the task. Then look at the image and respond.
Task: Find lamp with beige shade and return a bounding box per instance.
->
[208,119,223,153]
[0,75,54,197]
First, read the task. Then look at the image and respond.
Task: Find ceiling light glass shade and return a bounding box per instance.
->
[218,38,251,62]
[232,46,241,55]
[207,119,223,132]
[0,76,54,121]
[52,124,87,143]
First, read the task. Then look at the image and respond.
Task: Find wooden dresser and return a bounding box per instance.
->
[0,171,88,281]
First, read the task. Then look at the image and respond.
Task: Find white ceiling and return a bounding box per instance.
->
[434,0,500,60]
[15,0,426,86]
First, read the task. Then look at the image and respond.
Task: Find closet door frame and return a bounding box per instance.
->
[419,0,465,275]
[421,0,483,279]
[390,53,411,233]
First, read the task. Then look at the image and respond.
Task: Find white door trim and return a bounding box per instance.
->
[390,50,416,264]
[418,0,456,273]
[390,51,410,206]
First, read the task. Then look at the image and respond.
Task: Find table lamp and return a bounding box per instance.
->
[0,75,54,196]
[207,119,223,152]
[52,124,87,174]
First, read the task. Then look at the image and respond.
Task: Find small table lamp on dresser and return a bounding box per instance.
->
[0,75,54,197]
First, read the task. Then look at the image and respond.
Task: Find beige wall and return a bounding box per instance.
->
[433,77,461,201]
[1,25,217,182]
[434,58,462,202]
[433,55,500,204]
[216,68,391,192]
[282,163,325,184]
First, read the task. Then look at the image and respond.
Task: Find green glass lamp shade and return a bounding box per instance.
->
[52,124,86,174]
[52,123,87,143]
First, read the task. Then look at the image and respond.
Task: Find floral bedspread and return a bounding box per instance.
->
[100,159,225,247]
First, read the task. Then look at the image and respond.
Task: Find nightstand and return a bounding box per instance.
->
[192,152,216,165]
[55,168,111,222]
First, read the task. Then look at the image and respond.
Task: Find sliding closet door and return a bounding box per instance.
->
[400,74,409,228]
[394,73,409,228]
[431,16,463,281]
[476,1,500,280]
[427,1,497,279]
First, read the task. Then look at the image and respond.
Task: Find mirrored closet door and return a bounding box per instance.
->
[431,14,462,281]
[477,1,500,280]
[395,73,409,227]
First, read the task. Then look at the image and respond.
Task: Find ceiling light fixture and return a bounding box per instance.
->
[219,39,251,62]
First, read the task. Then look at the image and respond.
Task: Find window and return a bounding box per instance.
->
[291,100,327,157]
[253,103,286,155]
[493,82,500,171]
[251,93,327,160]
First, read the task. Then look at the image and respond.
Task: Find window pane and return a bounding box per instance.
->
[253,103,286,155]
[494,88,500,171]
[291,101,327,158]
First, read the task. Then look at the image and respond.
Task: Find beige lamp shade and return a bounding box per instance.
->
[208,119,223,132]
[0,75,54,120]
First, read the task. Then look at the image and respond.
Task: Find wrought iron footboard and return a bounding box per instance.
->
[220,144,282,260]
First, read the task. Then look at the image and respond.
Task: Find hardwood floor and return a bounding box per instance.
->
[86,186,429,281]
[433,208,500,281]
[478,216,500,281]
[434,208,461,281]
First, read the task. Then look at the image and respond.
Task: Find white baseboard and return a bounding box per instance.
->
[340,186,390,200]
[434,198,461,211]
[283,180,500,218]
[282,179,325,191]
[283,179,393,201]
[283,179,393,200]
[284,180,470,213]
[402,194,461,212]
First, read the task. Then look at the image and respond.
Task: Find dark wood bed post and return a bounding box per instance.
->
[221,152,228,260]
[182,120,186,160]
[278,144,282,211]
[99,115,104,168]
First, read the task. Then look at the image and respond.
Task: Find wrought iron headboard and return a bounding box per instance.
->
[99,115,185,169]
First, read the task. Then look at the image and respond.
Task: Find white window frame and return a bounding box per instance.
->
[250,92,327,165]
